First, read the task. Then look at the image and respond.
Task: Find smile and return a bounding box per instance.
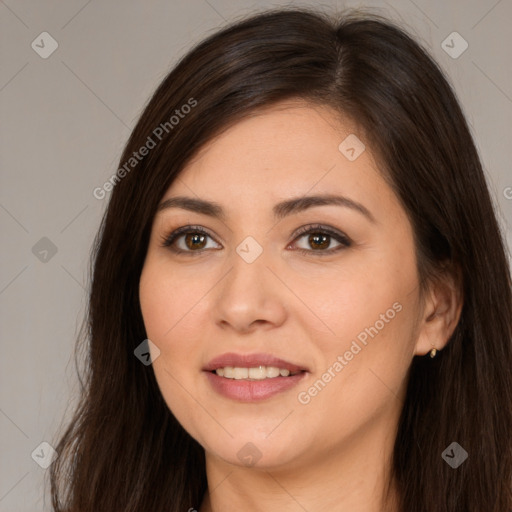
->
[204,368,308,402]
[214,365,302,379]
[203,352,309,401]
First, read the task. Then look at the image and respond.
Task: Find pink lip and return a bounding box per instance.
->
[203,352,309,402]
[204,371,308,402]
[203,352,308,373]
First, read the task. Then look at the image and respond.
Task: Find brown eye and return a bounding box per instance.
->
[161,224,351,257]
[307,233,331,250]
[184,233,208,250]
[161,226,220,255]
[291,224,351,256]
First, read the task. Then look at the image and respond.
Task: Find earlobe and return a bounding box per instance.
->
[414,271,463,357]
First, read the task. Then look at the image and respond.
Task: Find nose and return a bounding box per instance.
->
[211,246,287,334]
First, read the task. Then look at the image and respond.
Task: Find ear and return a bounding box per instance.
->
[414,267,463,356]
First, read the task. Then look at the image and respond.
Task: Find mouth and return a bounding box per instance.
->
[203,352,309,375]
[210,366,304,380]
[203,352,309,402]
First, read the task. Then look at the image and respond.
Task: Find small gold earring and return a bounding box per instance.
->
[429,347,437,358]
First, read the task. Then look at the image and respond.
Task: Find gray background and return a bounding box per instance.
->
[1,1,511,510]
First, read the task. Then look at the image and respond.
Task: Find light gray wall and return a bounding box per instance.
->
[1,1,511,510]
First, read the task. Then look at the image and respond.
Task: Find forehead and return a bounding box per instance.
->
[167,102,380,190]
[158,101,402,227]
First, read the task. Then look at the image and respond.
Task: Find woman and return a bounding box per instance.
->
[49,7,512,512]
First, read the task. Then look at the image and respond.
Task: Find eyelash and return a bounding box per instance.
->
[159,223,351,257]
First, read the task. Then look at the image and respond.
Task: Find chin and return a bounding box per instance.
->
[199,429,308,470]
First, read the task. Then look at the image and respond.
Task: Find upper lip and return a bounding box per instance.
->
[203,352,309,373]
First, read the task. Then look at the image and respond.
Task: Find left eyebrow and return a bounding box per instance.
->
[272,194,376,223]
[157,193,376,224]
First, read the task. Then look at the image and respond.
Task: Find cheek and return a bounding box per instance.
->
[139,274,196,439]
[294,301,417,452]
[290,248,417,353]
[139,265,195,399]
[139,261,207,412]
[139,260,201,342]
[293,244,419,411]
[139,263,166,338]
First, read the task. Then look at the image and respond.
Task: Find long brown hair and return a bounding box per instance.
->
[49,7,512,511]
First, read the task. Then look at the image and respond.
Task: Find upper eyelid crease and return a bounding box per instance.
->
[156,194,376,224]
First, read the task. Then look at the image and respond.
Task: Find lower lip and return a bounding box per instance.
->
[204,371,308,402]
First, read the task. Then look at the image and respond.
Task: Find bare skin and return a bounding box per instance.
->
[139,100,462,512]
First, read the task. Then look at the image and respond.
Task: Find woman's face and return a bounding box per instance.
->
[139,101,427,470]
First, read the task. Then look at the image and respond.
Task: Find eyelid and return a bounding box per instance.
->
[159,225,219,250]
[160,223,352,255]
[291,223,351,244]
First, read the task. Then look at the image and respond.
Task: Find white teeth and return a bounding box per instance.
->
[223,366,234,378]
[214,365,296,379]
[248,366,267,379]
[233,367,248,380]
[266,366,280,378]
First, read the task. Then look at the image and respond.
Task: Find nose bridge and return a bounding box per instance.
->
[225,236,272,302]
[212,236,287,331]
